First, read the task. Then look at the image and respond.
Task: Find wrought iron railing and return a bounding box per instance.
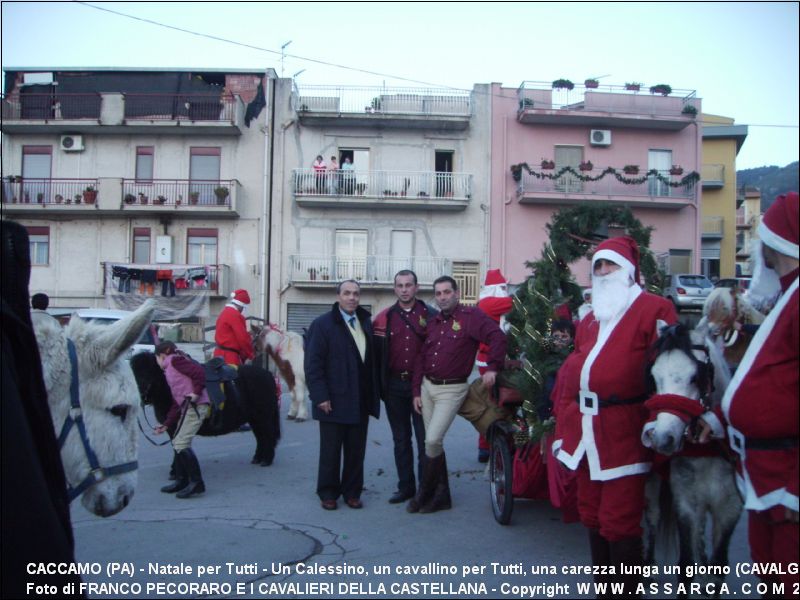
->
[288,254,451,285]
[702,216,724,237]
[123,93,238,121]
[121,179,234,207]
[292,169,472,200]
[293,84,471,116]
[1,178,99,204]
[701,164,725,185]
[518,169,695,199]
[1,93,102,120]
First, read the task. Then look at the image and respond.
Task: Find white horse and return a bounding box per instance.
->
[254,323,308,422]
[698,286,765,373]
[642,322,742,592]
[32,300,155,517]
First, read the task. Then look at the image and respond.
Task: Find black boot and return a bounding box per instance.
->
[420,452,451,513]
[161,451,188,494]
[168,452,178,480]
[176,448,205,499]
[407,454,438,513]
[609,536,644,598]
[588,529,612,599]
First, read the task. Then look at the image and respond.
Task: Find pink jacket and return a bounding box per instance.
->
[162,353,209,429]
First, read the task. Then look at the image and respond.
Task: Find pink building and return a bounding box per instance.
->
[488,81,703,286]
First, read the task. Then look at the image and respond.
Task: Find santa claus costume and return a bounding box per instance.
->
[719,192,798,596]
[553,236,677,592]
[213,289,255,366]
[475,269,513,460]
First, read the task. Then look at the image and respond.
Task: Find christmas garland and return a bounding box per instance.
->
[510,163,700,188]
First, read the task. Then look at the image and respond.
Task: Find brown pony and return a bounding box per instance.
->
[253,323,309,422]
[699,286,765,371]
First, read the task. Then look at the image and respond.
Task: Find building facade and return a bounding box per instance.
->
[488,81,703,286]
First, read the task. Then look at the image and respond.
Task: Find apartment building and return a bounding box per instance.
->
[1,67,276,326]
[736,186,763,276]
[488,81,703,286]
[700,114,748,279]
[268,81,492,331]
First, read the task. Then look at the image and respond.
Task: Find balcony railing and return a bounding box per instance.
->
[123,94,237,122]
[122,179,235,207]
[1,93,102,120]
[701,164,725,188]
[293,85,472,117]
[288,254,452,286]
[517,81,699,118]
[1,178,99,205]
[702,216,724,238]
[518,169,695,200]
[292,169,472,200]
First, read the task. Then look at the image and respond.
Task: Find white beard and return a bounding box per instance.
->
[746,240,782,313]
[591,268,632,322]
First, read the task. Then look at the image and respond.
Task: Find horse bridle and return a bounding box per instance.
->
[57,339,139,502]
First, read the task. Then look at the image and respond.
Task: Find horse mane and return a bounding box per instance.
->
[652,323,695,358]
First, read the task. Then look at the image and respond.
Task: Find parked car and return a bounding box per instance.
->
[74,308,159,357]
[715,277,751,293]
[662,274,714,312]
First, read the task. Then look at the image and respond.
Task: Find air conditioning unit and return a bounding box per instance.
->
[60,135,84,152]
[590,129,611,146]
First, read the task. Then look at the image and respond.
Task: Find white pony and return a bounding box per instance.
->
[254,324,308,422]
[32,300,155,517]
[698,286,765,373]
[642,322,742,590]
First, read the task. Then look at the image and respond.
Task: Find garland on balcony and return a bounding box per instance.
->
[509,163,700,187]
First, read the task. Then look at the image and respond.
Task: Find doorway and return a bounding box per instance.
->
[435,150,453,197]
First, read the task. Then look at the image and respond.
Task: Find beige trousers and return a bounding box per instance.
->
[172,403,210,452]
[421,377,469,457]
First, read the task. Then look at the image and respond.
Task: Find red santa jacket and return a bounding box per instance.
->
[213,305,254,366]
[476,296,512,369]
[553,287,677,480]
[722,274,798,512]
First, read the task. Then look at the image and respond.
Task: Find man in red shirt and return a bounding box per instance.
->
[553,236,677,594]
[408,276,506,514]
[213,289,255,367]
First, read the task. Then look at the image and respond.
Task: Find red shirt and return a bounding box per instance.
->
[386,303,429,374]
[213,305,254,365]
[413,304,506,396]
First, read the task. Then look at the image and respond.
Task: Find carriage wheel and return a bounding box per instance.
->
[489,427,514,525]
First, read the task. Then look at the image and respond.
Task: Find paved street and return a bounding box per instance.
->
[70,376,760,599]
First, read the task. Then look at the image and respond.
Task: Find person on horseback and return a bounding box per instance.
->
[700,192,799,595]
[214,289,255,367]
[153,341,209,499]
[552,236,677,596]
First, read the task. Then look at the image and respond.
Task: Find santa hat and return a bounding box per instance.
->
[581,288,592,301]
[758,192,799,259]
[230,289,251,307]
[484,269,508,286]
[592,236,640,284]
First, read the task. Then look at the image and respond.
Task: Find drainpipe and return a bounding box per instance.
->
[693,119,701,273]
[260,73,277,322]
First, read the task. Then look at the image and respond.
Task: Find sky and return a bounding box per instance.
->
[2,1,798,170]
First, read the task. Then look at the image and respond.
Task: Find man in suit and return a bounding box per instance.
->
[305,280,380,510]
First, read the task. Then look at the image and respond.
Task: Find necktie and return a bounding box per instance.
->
[349,317,356,330]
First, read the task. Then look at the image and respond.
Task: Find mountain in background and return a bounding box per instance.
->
[736,161,799,211]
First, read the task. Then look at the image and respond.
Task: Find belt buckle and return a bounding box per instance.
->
[579,390,599,416]
[728,426,745,457]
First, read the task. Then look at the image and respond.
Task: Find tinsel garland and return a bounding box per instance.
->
[510,163,700,187]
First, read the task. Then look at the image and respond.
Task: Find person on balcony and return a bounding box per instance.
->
[341,157,355,195]
[213,289,255,367]
[328,156,340,195]
[312,155,327,194]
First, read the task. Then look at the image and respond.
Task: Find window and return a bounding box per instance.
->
[187,228,218,265]
[648,149,672,197]
[189,147,221,204]
[452,261,479,306]
[554,145,583,193]
[335,230,367,280]
[133,227,151,264]
[27,226,49,265]
[135,147,154,182]
[22,146,52,203]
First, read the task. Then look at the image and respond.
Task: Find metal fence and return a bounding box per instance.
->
[292,169,472,200]
[123,94,237,121]
[1,178,99,205]
[293,85,471,116]
[121,179,234,207]
[289,255,452,284]
[1,93,102,120]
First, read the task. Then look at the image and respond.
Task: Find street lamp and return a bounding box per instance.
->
[281,40,292,77]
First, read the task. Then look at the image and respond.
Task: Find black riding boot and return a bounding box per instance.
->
[168,452,178,480]
[609,536,644,598]
[176,448,205,499]
[419,452,452,513]
[407,454,438,514]
[588,528,612,599]
[161,451,188,493]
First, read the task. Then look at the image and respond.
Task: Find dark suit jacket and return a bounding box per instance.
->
[304,303,380,424]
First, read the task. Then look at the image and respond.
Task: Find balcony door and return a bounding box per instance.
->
[189,147,221,204]
[435,150,454,197]
[648,150,672,197]
[22,146,52,204]
[335,230,367,281]
[555,145,583,193]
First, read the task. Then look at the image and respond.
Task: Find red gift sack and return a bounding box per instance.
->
[511,443,549,500]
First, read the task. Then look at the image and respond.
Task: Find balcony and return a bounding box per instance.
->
[288,254,452,288]
[292,169,472,211]
[1,93,244,135]
[103,262,231,299]
[516,82,700,130]
[517,168,696,210]
[1,178,241,218]
[702,164,725,189]
[292,85,471,130]
[702,216,724,239]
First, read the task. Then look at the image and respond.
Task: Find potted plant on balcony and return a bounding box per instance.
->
[37,192,44,204]
[138,192,148,205]
[625,82,642,91]
[55,194,63,204]
[155,195,167,205]
[584,78,600,89]
[308,267,317,281]
[214,186,230,205]
[189,191,200,205]
[320,267,330,281]
[669,165,684,176]
[541,159,556,170]
[623,164,640,175]
[83,185,98,204]
[579,160,593,172]
[682,104,698,116]
[649,83,672,96]
[74,194,82,204]
[124,193,136,205]
[552,78,574,91]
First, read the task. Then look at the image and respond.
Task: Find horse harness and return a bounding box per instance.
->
[58,339,138,502]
